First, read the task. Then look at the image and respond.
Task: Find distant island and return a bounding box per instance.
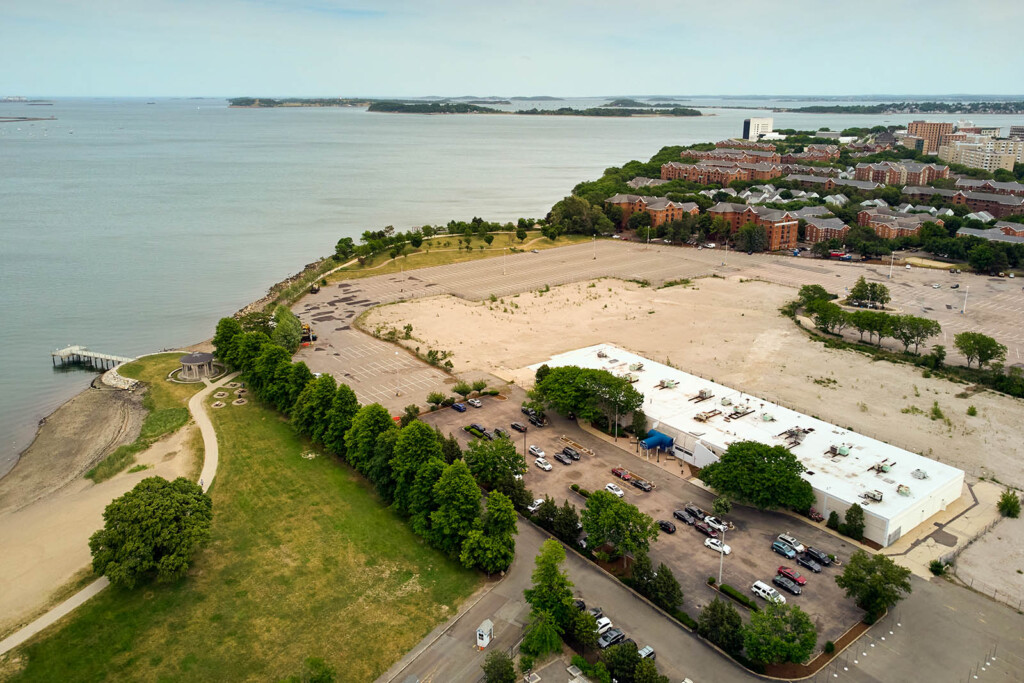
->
[780,101,1024,115]
[508,96,563,101]
[229,97,702,117]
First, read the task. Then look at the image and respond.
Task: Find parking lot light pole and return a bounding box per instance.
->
[963,285,969,314]
[888,252,895,279]
[718,525,727,585]
[395,351,401,396]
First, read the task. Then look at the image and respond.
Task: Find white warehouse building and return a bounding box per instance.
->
[531,344,965,548]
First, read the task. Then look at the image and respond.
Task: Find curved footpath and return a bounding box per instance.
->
[0,372,237,657]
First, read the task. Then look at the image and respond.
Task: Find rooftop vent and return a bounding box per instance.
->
[911,469,929,480]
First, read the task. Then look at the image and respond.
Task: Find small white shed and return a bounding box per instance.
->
[476,619,493,650]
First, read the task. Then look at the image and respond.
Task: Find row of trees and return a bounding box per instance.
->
[530,365,645,436]
[212,317,520,574]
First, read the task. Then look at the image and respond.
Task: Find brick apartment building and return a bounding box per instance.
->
[661,161,783,185]
[780,145,841,164]
[804,217,852,243]
[901,186,1024,219]
[955,179,1024,197]
[906,121,954,154]
[715,139,777,151]
[784,174,883,192]
[706,202,799,250]
[858,207,944,239]
[604,194,700,228]
[853,161,950,185]
[689,148,782,164]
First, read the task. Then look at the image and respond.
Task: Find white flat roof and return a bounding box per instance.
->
[531,344,964,521]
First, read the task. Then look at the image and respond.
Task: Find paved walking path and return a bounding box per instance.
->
[0,372,237,656]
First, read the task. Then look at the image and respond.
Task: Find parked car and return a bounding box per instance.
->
[657,520,676,534]
[480,430,494,441]
[562,446,581,460]
[573,598,586,611]
[594,617,613,635]
[638,645,655,660]
[467,397,482,408]
[605,483,624,498]
[469,423,486,433]
[804,547,832,566]
[796,555,822,573]
[673,509,696,525]
[528,445,545,458]
[527,499,544,514]
[611,467,632,480]
[521,406,535,416]
[451,402,467,412]
[586,606,603,620]
[553,452,572,466]
[751,580,787,605]
[528,415,545,427]
[773,575,802,596]
[631,479,652,492]
[597,628,625,649]
[684,504,706,520]
[777,566,807,585]
[704,516,729,532]
[695,522,718,538]
[772,540,796,559]
[932,283,941,289]
[704,538,731,555]
[777,534,805,553]
[534,458,552,471]
[493,427,509,439]
[511,422,527,433]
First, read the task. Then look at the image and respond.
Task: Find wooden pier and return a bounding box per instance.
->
[51,345,135,371]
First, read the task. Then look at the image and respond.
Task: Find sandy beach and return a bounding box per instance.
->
[364,276,1024,487]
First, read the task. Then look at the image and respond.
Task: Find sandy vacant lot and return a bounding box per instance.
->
[956,515,1024,609]
[366,276,1024,487]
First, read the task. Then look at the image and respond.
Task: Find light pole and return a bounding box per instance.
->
[718,525,727,585]
[888,251,895,279]
[503,247,507,276]
[962,285,969,314]
[593,234,597,260]
[395,351,401,396]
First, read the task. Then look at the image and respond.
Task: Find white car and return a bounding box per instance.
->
[932,283,941,289]
[777,533,805,553]
[605,483,624,498]
[595,617,613,635]
[529,445,545,458]
[467,397,482,408]
[704,538,731,555]
[534,458,552,471]
[527,498,544,514]
[704,516,729,532]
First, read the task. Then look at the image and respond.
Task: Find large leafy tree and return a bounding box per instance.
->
[481,651,516,683]
[464,437,525,489]
[285,362,314,411]
[649,563,683,612]
[581,490,659,559]
[366,429,399,501]
[742,602,818,665]
[389,421,443,514]
[835,550,912,619]
[634,658,669,683]
[212,317,243,362]
[230,331,271,375]
[461,491,518,573]
[321,383,360,456]
[602,642,640,683]
[520,610,563,658]
[954,331,1007,369]
[89,477,212,588]
[270,305,303,353]
[891,315,942,354]
[700,441,815,511]
[251,344,291,403]
[524,539,575,630]
[430,460,481,556]
[531,366,643,425]
[698,598,744,655]
[291,374,338,445]
[345,403,395,474]
[409,458,447,539]
[552,500,581,544]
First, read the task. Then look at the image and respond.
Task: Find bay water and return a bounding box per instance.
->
[1,96,1019,475]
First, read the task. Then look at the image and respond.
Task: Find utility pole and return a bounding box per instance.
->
[963,285,969,314]
[888,251,895,279]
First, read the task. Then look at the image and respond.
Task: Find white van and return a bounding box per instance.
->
[752,580,787,605]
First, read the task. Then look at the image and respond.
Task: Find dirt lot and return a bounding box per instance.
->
[366,276,1024,488]
[955,515,1024,609]
[421,390,863,646]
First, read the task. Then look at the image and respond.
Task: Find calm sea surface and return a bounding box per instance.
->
[1,97,1020,475]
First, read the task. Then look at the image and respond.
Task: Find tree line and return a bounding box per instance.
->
[212,317,521,574]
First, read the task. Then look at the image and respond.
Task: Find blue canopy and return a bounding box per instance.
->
[640,430,674,451]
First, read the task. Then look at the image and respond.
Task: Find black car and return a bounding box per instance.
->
[804,547,832,566]
[469,423,486,433]
[481,430,494,441]
[672,509,695,525]
[631,479,652,492]
[772,575,802,596]
[684,504,707,520]
[562,446,581,460]
[521,405,536,417]
[510,422,527,433]
[586,606,603,620]
[597,628,625,649]
[528,415,545,427]
[553,452,572,466]
[796,555,822,573]
[657,520,676,534]
[573,598,586,611]
[493,427,509,439]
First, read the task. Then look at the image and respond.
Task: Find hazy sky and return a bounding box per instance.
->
[4,0,1023,98]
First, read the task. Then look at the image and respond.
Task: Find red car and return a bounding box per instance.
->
[611,467,632,481]
[777,566,807,586]
[694,522,719,538]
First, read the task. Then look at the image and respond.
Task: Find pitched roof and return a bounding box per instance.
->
[956,227,1024,243]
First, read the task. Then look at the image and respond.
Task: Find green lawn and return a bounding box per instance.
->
[13,396,480,682]
[87,354,206,482]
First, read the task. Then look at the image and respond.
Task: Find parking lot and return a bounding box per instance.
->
[421,389,864,647]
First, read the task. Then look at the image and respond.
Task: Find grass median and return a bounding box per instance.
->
[13,396,480,682]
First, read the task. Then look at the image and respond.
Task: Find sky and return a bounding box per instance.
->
[4,0,1024,98]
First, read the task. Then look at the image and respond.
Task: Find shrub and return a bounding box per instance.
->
[672,609,698,629]
[827,510,840,530]
[967,405,977,416]
[825,640,835,654]
[707,576,716,585]
[718,583,759,611]
[998,489,1021,518]
[518,655,534,675]
[571,483,591,498]
[929,559,947,576]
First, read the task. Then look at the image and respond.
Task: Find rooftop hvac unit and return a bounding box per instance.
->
[864,489,884,502]
[597,350,607,358]
[721,397,732,406]
[699,388,713,399]
[629,362,644,371]
[829,444,851,456]
[897,484,911,496]
[911,469,929,479]
[761,413,775,422]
